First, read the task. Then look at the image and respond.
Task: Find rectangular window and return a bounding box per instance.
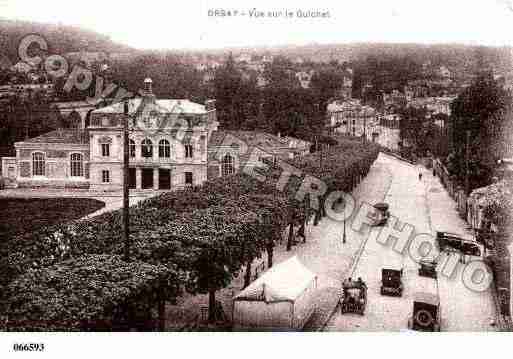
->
[102,170,110,183]
[101,143,110,157]
[32,152,45,176]
[185,171,193,185]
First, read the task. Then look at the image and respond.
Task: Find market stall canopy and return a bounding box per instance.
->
[234,256,317,303]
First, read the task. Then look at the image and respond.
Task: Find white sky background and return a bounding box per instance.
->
[1,0,513,49]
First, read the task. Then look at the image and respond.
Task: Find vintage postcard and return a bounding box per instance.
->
[0,0,512,357]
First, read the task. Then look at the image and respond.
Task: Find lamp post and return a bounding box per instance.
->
[123,99,130,261]
[342,215,347,244]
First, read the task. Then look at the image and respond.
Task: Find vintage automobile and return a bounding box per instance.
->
[371,203,390,226]
[436,231,482,257]
[435,231,463,250]
[418,259,437,279]
[340,278,367,315]
[407,292,441,332]
[380,268,403,296]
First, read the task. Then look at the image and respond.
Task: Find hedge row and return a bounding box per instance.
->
[3,255,179,331]
[0,137,381,330]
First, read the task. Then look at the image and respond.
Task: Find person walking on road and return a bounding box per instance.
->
[418,172,423,181]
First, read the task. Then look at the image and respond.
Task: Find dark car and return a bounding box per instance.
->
[436,231,463,250]
[408,292,441,332]
[436,231,482,257]
[418,259,437,279]
[380,268,403,296]
[341,278,367,315]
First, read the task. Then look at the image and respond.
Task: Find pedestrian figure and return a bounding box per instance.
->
[419,172,423,181]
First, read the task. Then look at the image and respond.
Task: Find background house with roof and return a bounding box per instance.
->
[206,131,312,180]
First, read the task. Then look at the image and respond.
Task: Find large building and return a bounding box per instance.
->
[327,99,378,138]
[372,114,402,151]
[408,96,456,116]
[1,79,310,191]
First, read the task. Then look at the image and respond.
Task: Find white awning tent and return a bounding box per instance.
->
[232,256,318,331]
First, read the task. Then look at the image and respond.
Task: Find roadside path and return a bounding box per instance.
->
[324,155,496,331]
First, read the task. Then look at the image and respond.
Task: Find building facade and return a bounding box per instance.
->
[408,96,456,116]
[2,79,310,191]
[372,114,402,151]
[327,99,378,138]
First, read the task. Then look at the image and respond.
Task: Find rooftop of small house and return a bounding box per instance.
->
[16,129,89,145]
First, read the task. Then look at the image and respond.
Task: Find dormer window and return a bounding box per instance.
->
[141,139,153,158]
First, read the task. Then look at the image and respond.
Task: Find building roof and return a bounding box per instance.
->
[18,129,89,145]
[208,130,308,153]
[92,98,207,115]
[52,101,96,110]
[327,99,377,116]
[234,256,317,302]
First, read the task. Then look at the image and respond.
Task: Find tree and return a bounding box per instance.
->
[213,53,245,130]
[174,205,263,323]
[398,106,430,152]
[450,71,511,189]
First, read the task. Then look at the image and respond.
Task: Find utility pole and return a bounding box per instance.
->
[123,100,130,261]
[342,196,347,244]
[363,116,367,143]
[320,142,323,168]
[465,130,470,195]
[24,89,31,140]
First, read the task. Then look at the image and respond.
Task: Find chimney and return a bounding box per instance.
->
[144,77,153,94]
[205,99,216,111]
[141,77,156,105]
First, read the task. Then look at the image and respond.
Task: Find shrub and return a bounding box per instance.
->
[2,254,180,331]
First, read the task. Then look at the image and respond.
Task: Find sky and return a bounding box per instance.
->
[1,0,513,50]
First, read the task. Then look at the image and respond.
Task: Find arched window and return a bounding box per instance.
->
[32,152,45,176]
[159,139,171,158]
[141,139,153,158]
[184,144,193,158]
[221,154,234,177]
[129,139,136,158]
[70,153,84,177]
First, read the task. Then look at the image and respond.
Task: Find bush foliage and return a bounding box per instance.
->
[0,137,381,330]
